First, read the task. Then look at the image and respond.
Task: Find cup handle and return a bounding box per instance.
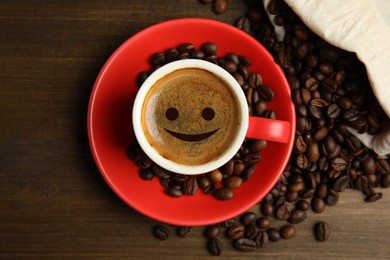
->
[246,116,291,143]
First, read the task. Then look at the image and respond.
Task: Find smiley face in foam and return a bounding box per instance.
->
[141,68,241,166]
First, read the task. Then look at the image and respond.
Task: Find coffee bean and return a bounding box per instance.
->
[325,188,339,205]
[256,216,271,229]
[287,209,306,224]
[275,203,290,220]
[327,104,341,118]
[236,17,250,33]
[200,42,218,55]
[207,238,223,256]
[165,187,183,198]
[267,228,281,242]
[312,197,326,213]
[213,0,228,14]
[183,177,199,195]
[296,199,311,211]
[243,152,261,165]
[139,168,154,180]
[177,43,195,53]
[221,61,237,74]
[241,165,255,182]
[153,225,169,240]
[224,176,243,189]
[261,202,274,217]
[248,73,263,88]
[240,212,257,225]
[254,231,269,247]
[207,169,223,182]
[365,192,383,202]
[280,224,296,239]
[234,238,257,252]
[267,0,281,14]
[333,175,350,192]
[213,187,234,200]
[254,100,267,116]
[314,222,330,242]
[244,224,258,239]
[205,225,221,239]
[307,143,320,163]
[227,224,245,240]
[256,85,275,101]
[177,226,193,238]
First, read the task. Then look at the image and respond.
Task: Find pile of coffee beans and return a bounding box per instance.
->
[127,41,277,201]
[141,0,390,256]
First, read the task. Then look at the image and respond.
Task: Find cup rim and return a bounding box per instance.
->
[132,59,249,175]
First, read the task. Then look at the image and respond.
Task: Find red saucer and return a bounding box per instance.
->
[88,18,295,226]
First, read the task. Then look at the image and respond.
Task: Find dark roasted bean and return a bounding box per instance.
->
[153,225,169,240]
[314,222,330,242]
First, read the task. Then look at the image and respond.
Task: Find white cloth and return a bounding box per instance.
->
[266,0,390,155]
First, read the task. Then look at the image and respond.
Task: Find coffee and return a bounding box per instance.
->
[141,68,240,166]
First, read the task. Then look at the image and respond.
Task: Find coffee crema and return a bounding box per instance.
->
[141,68,241,166]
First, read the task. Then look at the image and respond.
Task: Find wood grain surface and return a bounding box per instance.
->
[1,1,389,259]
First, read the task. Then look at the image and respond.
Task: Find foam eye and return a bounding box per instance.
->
[202,107,215,121]
[165,107,179,121]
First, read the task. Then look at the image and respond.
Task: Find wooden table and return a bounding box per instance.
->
[1,1,389,259]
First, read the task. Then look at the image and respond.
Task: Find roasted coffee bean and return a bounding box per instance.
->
[280,224,296,239]
[365,192,383,202]
[315,183,328,198]
[233,161,245,175]
[256,216,271,229]
[261,202,274,217]
[205,225,222,239]
[166,187,183,198]
[307,143,320,163]
[362,156,376,175]
[177,226,193,238]
[207,169,223,182]
[382,173,390,188]
[207,238,223,256]
[243,152,261,165]
[153,225,169,240]
[234,238,257,252]
[227,224,245,240]
[267,0,281,14]
[200,42,218,55]
[150,52,166,66]
[183,177,199,195]
[136,71,149,87]
[224,176,243,189]
[220,218,237,228]
[254,100,267,116]
[241,165,255,181]
[318,62,334,76]
[244,224,258,239]
[254,231,269,247]
[312,197,326,213]
[296,199,311,211]
[151,164,171,179]
[314,222,330,242]
[249,139,267,153]
[267,228,281,242]
[213,187,234,200]
[256,85,275,102]
[287,209,306,224]
[164,48,179,61]
[236,16,251,33]
[308,105,322,119]
[331,157,348,171]
[177,43,195,53]
[325,188,339,205]
[275,203,290,220]
[190,49,205,59]
[296,154,309,169]
[213,0,228,14]
[240,212,257,225]
[221,61,237,74]
[327,104,341,119]
[139,168,154,180]
[333,175,350,192]
[248,73,263,88]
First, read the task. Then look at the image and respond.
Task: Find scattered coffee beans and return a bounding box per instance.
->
[147,0,390,256]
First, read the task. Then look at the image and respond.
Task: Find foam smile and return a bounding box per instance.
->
[164,128,220,142]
